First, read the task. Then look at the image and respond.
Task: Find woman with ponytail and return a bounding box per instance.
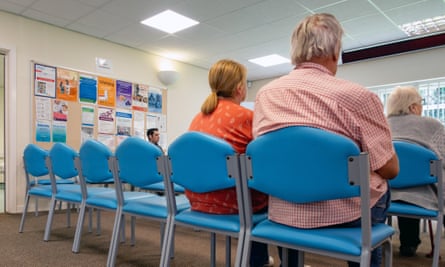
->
[187,59,271,266]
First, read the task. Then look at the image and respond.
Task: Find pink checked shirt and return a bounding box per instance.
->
[253,62,395,228]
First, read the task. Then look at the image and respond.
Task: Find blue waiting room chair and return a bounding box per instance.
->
[387,140,443,267]
[72,139,122,253]
[45,142,106,243]
[161,131,249,267]
[107,137,189,267]
[19,144,54,233]
[43,142,83,241]
[19,143,75,232]
[240,126,395,267]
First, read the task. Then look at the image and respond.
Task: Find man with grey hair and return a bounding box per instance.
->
[253,13,399,267]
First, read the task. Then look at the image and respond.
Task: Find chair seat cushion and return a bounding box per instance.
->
[56,190,82,203]
[123,194,190,218]
[28,185,52,197]
[30,179,75,186]
[56,186,116,203]
[55,184,84,202]
[175,207,264,233]
[252,220,395,256]
[86,190,155,210]
[85,190,118,209]
[123,195,168,218]
[388,202,437,217]
[57,184,81,191]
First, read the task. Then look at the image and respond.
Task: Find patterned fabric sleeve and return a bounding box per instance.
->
[353,92,395,171]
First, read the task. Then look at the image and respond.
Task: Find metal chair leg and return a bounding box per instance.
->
[88,207,93,233]
[96,209,101,235]
[34,198,39,216]
[210,232,216,267]
[225,236,231,267]
[43,197,57,241]
[19,193,31,232]
[72,202,87,253]
[106,208,123,267]
[130,216,136,246]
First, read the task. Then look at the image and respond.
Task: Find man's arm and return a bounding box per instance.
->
[375,153,399,180]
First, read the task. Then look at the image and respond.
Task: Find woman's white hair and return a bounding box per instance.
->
[386,86,422,116]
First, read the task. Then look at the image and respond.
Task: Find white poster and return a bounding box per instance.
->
[34,63,56,98]
[35,97,51,121]
[97,107,115,134]
[133,110,145,139]
[97,133,115,151]
[146,113,161,129]
[81,105,95,126]
[116,109,132,136]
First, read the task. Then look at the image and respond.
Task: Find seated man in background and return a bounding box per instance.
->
[252,13,399,267]
[146,127,164,153]
[386,85,445,257]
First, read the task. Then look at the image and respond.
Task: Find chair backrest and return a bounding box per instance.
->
[23,144,49,177]
[48,142,78,180]
[78,139,113,183]
[244,126,366,204]
[167,131,238,193]
[114,137,164,187]
[390,140,439,188]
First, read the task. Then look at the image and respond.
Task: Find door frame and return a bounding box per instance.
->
[0,44,17,213]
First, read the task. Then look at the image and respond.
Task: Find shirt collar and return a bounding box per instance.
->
[295,62,334,76]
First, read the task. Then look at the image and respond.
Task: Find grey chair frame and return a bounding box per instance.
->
[239,126,394,267]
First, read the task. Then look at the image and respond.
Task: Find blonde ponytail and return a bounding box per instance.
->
[201,92,218,115]
[200,59,246,115]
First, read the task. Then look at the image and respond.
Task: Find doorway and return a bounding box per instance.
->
[0,53,4,213]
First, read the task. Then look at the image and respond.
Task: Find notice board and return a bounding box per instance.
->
[32,62,168,151]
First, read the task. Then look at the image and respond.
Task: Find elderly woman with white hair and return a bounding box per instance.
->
[386,85,445,257]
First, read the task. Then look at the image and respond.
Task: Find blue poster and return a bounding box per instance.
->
[79,74,97,103]
[35,122,51,142]
[52,122,67,143]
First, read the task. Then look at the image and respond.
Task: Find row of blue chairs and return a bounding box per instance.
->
[19,138,190,267]
[163,127,442,267]
[19,126,442,267]
[20,143,80,237]
[161,126,395,267]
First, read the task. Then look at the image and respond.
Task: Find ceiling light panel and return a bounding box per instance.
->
[249,54,290,67]
[399,15,445,36]
[141,10,199,34]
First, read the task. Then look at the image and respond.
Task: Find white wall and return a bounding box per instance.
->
[0,11,210,213]
[248,45,445,100]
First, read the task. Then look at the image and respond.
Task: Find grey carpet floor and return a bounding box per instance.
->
[1,210,444,266]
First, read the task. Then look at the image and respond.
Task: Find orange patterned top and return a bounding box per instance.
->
[187,99,268,214]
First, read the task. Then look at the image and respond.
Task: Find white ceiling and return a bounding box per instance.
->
[1,0,444,81]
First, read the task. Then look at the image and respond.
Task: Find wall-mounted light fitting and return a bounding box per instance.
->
[157,70,179,86]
